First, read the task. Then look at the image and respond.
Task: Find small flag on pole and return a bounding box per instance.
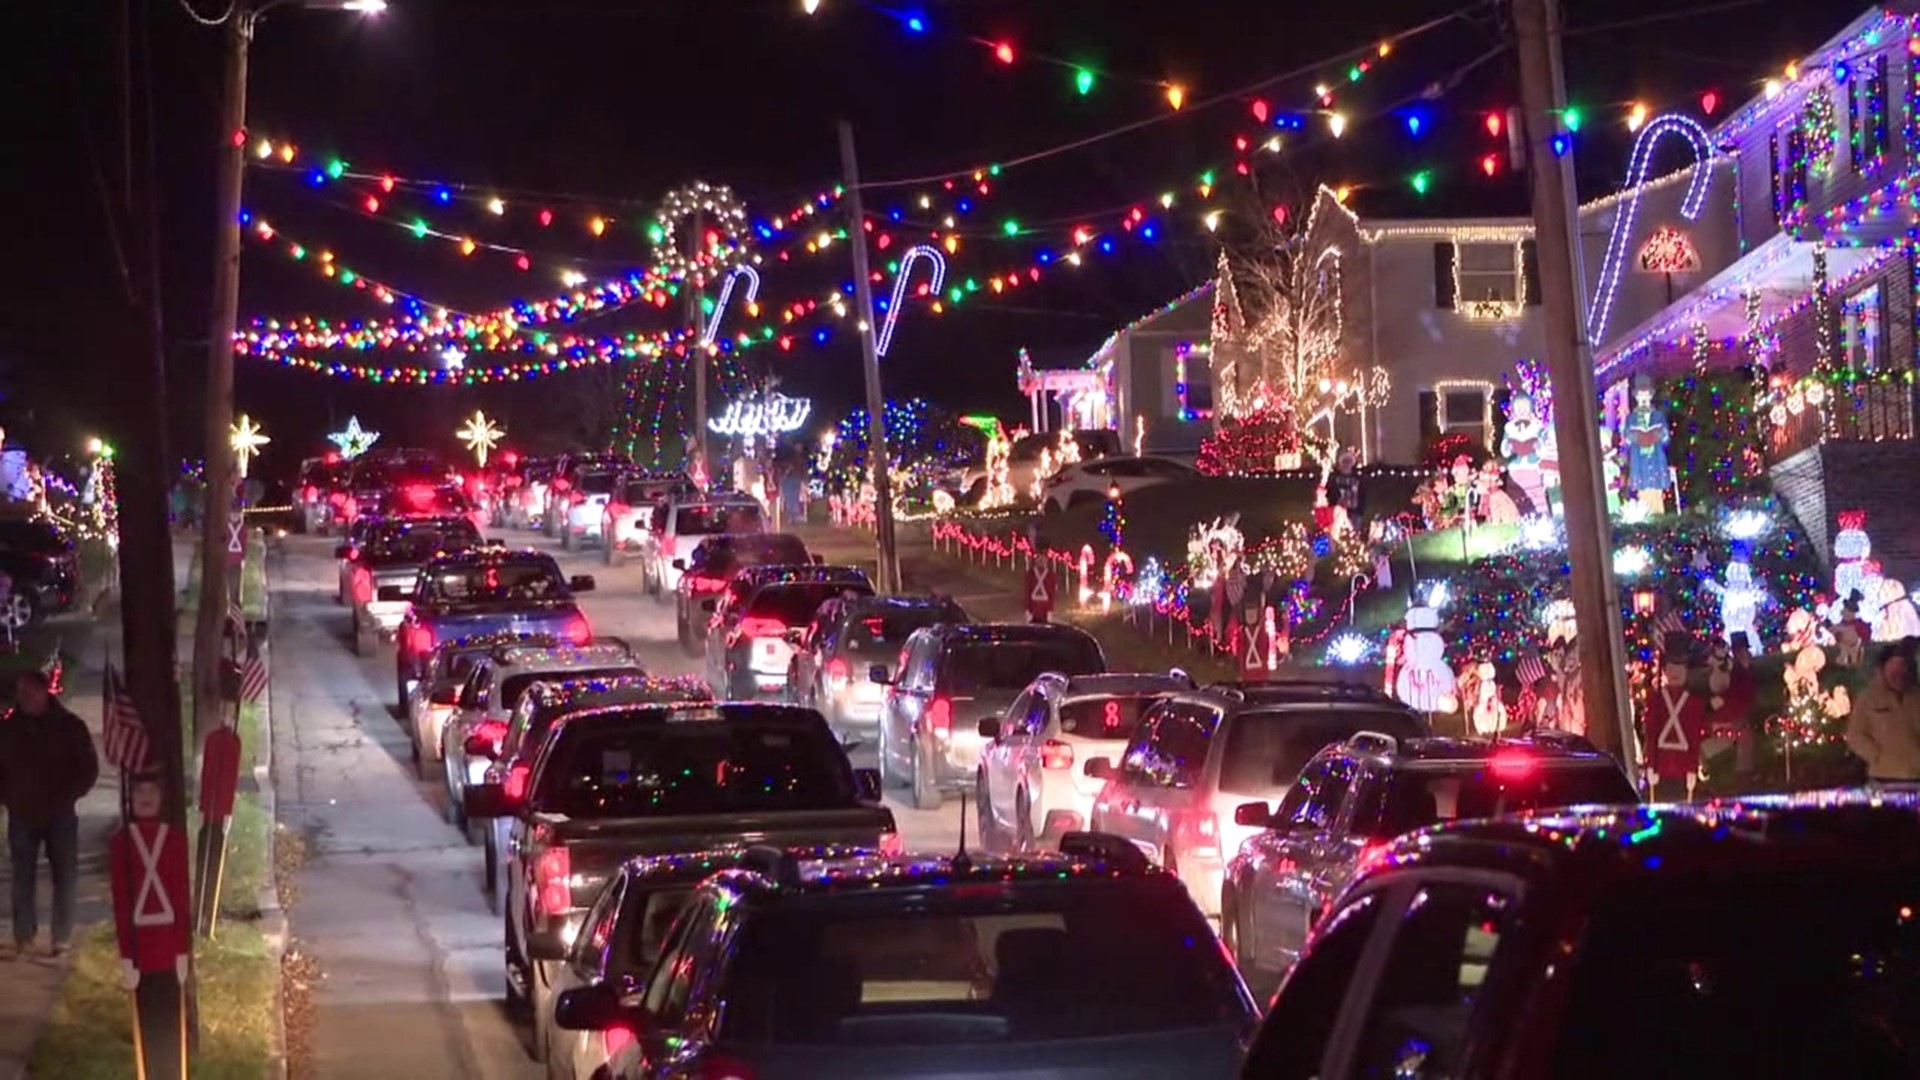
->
[1652,609,1688,638]
[225,602,248,644]
[239,639,267,703]
[1515,651,1547,688]
[102,663,151,771]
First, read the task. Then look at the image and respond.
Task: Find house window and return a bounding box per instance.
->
[1853,54,1890,170]
[1845,284,1886,372]
[1769,131,1784,224]
[1457,242,1520,303]
[1433,380,1495,448]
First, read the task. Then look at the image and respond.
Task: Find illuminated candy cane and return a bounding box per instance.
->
[1077,544,1095,606]
[1586,113,1715,344]
[875,244,947,358]
[1101,549,1135,612]
[699,265,761,346]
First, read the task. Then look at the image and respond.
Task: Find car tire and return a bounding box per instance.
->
[910,738,942,812]
[1014,788,1037,853]
[974,773,1004,853]
[877,722,901,788]
[396,670,410,718]
[483,833,500,914]
[0,591,36,631]
[644,561,662,598]
[446,759,469,833]
[529,961,553,1063]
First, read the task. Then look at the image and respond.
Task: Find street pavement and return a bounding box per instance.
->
[271,522,992,1077]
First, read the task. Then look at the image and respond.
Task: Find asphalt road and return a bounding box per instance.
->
[269,526,968,1078]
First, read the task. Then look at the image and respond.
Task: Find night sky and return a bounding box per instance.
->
[3,0,1854,477]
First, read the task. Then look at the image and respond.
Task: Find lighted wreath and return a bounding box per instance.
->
[1802,87,1839,176]
[650,181,754,283]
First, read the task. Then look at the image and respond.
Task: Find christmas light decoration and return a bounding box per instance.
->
[1586,113,1715,343]
[708,392,812,437]
[1636,226,1701,274]
[1164,84,1186,111]
[327,416,380,459]
[1802,86,1840,176]
[456,410,505,467]
[652,182,754,282]
[875,244,946,357]
[699,266,762,347]
[1074,68,1094,95]
[230,415,270,479]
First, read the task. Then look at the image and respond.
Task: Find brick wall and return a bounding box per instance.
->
[1771,441,1920,584]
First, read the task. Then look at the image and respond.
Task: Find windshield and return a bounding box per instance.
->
[843,606,964,655]
[747,584,862,627]
[1218,709,1424,796]
[620,478,682,504]
[577,471,616,495]
[1059,695,1163,739]
[942,640,1104,693]
[719,881,1251,1046]
[422,559,568,604]
[355,458,445,488]
[363,520,480,563]
[1554,862,1920,1076]
[676,503,764,535]
[711,536,809,574]
[538,717,855,817]
[1366,763,1637,838]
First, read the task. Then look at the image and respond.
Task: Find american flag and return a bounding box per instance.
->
[1652,609,1688,638]
[1515,651,1548,688]
[239,636,268,703]
[225,602,248,644]
[101,663,150,771]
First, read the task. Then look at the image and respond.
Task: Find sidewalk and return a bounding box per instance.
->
[787,522,1025,622]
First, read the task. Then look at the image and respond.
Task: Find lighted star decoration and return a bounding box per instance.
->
[456,410,504,467]
[230,414,270,478]
[327,415,380,459]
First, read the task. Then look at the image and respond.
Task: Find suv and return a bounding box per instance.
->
[789,594,970,743]
[295,455,350,534]
[544,452,629,541]
[975,671,1194,854]
[601,471,696,567]
[336,514,482,656]
[1222,731,1638,991]
[671,533,813,647]
[1083,680,1428,919]
[405,631,558,774]
[643,492,767,597]
[1244,792,1920,1079]
[1043,454,1196,512]
[554,835,1258,1079]
[702,568,874,699]
[873,623,1107,811]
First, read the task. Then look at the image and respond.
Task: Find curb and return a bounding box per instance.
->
[247,533,289,1080]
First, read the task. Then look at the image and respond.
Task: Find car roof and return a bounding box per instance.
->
[1335,732,1619,769]
[674,492,760,508]
[529,673,711,712]
[368,514,475,534]
[615,844,875,888]
[423,547,556,568]
[1188,679,1406,711]
[839,595,964,615]
[432,631,560,658]
[925,622,1099,645]
[494,642,633,668]
[547,701,833,740]
[709,846,1176,903]
[1052,671,1193,697]
[736,565,870,587]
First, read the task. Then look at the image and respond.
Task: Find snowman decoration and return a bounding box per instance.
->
[1394,604,1458,714]
[1858,559,1890,627]
[1702,544,1767,647]
[1872,577,1920,641]
[1830,510,1872,612]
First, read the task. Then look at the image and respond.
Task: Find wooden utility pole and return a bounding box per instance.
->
[689,208,710,484]
[1512,0,1638,769]
[837,121,901,592]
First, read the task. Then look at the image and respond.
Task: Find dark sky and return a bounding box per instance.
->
[3,0,1854,476]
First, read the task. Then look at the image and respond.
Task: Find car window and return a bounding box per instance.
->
[1123,703,1217,789]
[621,885,697,980]
[572,876,627,976]
[1001,690,1034,737]
[939,639,1104,693]
[500,667,639,718]
[1359,762,1640,839]
[1217,709,1424,797]
[842,606,962,656]
[676,503,763,535]
[421,558,568,604]
[642,901,715,1028]
[1242,892,1386,1078]
[362,519,481,562]
[1057,694,1162,740]
[745,584,869,627]
[536,716,856,817]
[576,470,617,495]
[1287,758,1355,832]
[1351,882,1518,1078]
[902,636,936,690]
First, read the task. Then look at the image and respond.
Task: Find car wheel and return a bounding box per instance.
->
[445,759,469,832]
[529,962,553,1063]
[910,738,942,811]
[644,561,662,598]
[974,773,1004,853]
[395,670,410,717]
[483,833,500,914]
[877,722,901,788]
[1014,788,1037,853]
[0,591,36,631]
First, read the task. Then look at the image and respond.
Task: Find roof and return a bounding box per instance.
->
[1080,283,1215,370]
[424,546,556,567]
[550,701,830,735]
[927,622,1099,644]
[839,594,964,613]
[736,565,871,587]
[1054,672,1194,696]
[493,642,634,668]
[1195,679,1403,708]
[431,630,560,657]
[529,673,711,710]
[1340,733,1614,766]
[713,847,1172,900]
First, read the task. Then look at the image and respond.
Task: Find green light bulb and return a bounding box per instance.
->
[410,219,428,239]
[1563,107,1583,132]
[1411,170,1432,195]
[326,159,346,179]
[1075,68,1095,95]
[1002,219,1020,237]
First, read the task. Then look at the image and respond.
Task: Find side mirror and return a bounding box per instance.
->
[853,767,882,803]
[701,598,717,612]
[375,585,409,603]
[671,558,687,571]
[462,782,516,820]
[1083,756,1114,780]
[525,928,570,962]
[553,982,636,1032]
[333,544,353,560]
[569,574,597,593]
[810,554,825,565]
[977,717,1001,740]
[428,685,460,707]
[1233,801,1275,828]
[868,665,892,686]
[464,733,501,759]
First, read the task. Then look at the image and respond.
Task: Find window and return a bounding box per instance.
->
[538,717,857,817]
[642,902,715,1028]
[1243,893,1385,1078]
[1455,242,1519,304]
[1845,284,1886,372]
[939,639,1105,693]
[572,877,627,976]
[1125,703,1218,789]
[1351,882,1519,1077]
[1284,758,1356,831]
[1853,54,1891,169]
[1217,708,1423,797]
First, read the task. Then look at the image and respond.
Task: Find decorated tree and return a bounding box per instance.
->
[1195,398,1304,475]
[826,398,983,498]
[1671,369,1766,509]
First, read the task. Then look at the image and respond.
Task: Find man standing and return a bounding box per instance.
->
[1846,646,1920,785]
[0,669,100,956]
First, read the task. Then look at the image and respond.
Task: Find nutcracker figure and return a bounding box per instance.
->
[110,774,190,988]
[1640,635,1710,799]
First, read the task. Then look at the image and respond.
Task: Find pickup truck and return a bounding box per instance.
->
[464,701,896,1064]
[337,514,482,657]
[393,548,596,711]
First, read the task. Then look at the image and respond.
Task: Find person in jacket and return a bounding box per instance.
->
[0,670,99,956]
[1846,645,1920,785]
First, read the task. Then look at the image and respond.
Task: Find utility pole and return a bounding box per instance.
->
[689,209,710,485]
[1512,0,1637,769]
[838,121,900,592]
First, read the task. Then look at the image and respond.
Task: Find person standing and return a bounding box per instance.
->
[1846,646,1920,785]
[0,670,99,956]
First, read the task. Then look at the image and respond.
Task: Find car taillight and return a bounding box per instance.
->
[474,718,509,748]
[329,491,347,506]
[534,846,572,916]
[602,1025,636,1060]
[571,490,585,506]
[407,625,435,655]
[688,574,722,594]
[1487,750,1537,779]
[564,616,592,645]
[301,484,318,503]
[878,829,903,858]
[607,501,628,520]
[352,567,372,605]
[1039,739,1074,770]
[825,657,850,688]
[553,477,571,493]
[926,697,952,739]
[699,1054,758,1080]
[729,616,786,647]
[1176,811,1219,852]
[660,535,676,558]
[502,760,531,802]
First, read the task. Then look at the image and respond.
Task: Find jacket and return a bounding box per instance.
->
[1845,678,1920,781]
[0,700,100,826]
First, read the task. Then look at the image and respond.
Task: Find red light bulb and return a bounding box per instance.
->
[1485,112,1503,137]
[1481,154,1499,177]
[1251,98,1270,124]
[993,41,1014,64]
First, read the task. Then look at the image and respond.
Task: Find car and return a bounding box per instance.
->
[555,834,1259,1079]
[1043,454,1197,512]
[975,670,1195,855]
[294,454,351,534]
[554,460,623,551]
[874,623,1107,812]
[701,567,874,699]
[601,471,696,566]
[669,532,812,648]
[1221,731,1639,992]
[1083,680,1429,919]
[335,514,482,656]
[0,517,78,629]
[438,641,641,838]
[789,594,971,744]
[463,701,897,1063]
[337,449,455,522]
[544,452,630,540]
[642,492,766,598]
[503,458,556,530]
[1242,792,1920,1079]
[953,428,1121,505]
[405,631,560,774]
[394,548,596,713]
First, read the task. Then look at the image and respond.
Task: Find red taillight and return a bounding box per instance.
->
[1176,812,1219,851]
[1039,739,1075,770]
[825,657,850,684]
[407,625,435,655]
[878,829,903,857]
[699,1053,759,1080]
[553,477,571,493]
[607,501,628,519]
[534,846,572,915]
[352,567,372,605]
[926,697,952,739]
[301,484,318,503]
[502,759,530,802]
[603,1025,636,1059]
[1488,750,1537,779]
[688,574,723,595]
[564,616,592,645]
[474,718,509,748]
[571,490,586,506]
[735,616,787,641]
[661,535,677,558]
[329,491,347,506]
[402,484,434,509]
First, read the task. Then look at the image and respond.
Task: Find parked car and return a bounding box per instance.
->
[1084,680,1428,919]
[1222,731,1639,992]
[1043,454,1197,511]
[670,532,812,648]
[336,514,482,656]
[641,492,766,598]
[1243,792,1920,1079]
[393,548,596,712]
[702,568,874,698]
[873,623,1107,811]
[975,670,1195,854]
[0,517,78,628]
[557,833,1257,1079]
[601,471,696,566]
[405,631,559,774]
[789,594,970,744]
[952,428,1121,505]
[464,701,896,1063]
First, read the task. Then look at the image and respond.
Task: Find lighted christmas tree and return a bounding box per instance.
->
[1195,399,1303,476]
[1671,370,1765,508]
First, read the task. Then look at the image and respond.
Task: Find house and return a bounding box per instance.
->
[1023,283,1216,456]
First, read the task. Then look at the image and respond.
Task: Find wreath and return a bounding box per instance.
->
[651,181,753,283]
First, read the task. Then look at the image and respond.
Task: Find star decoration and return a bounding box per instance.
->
[327,416,381,459]
[456,410,504,467]
[230,414,270,478]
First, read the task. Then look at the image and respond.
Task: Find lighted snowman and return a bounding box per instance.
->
[1831,510,1872,609]
[1702,544,1767,648]
[1872,577,1920,641]
[1394,604,1458,714]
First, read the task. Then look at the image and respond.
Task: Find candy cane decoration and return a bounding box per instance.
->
[875,244,947,358]
[1102,549,1135,611]
[1586,113,1715,344]
[700,265,761,346]
[1077,544,1095,606]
